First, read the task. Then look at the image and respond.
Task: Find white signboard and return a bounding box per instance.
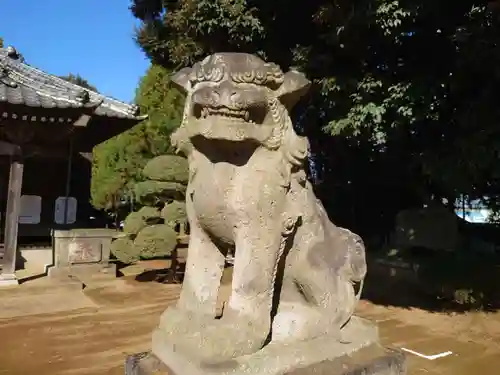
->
[18,195,42,224]
[54,196,77,225]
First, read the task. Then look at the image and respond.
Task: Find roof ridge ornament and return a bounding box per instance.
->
[6,46,18,59]
[0,67,18,88]
[75,89,90,104]
[84,98,104,109]
[5,46,24,62]
[127,104,140,116]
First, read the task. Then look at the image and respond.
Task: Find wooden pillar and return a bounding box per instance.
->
[63,137,74,226]
[0,154,24,282]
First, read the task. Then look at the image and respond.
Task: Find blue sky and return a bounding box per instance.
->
[1,0,150,103]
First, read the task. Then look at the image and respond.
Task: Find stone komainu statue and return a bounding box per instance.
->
[152,53,371,367]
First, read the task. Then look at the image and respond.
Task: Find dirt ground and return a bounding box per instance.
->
[0,272,499,375]
[0,277,179,375]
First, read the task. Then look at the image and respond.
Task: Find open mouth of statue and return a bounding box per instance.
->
[193,104,266,124]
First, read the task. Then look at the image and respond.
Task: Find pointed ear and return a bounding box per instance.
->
[171,67,192,92]
[275,70,311,109]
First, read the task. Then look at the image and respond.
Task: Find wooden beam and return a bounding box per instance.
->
[1,155,24,278]
[63,138,74,225]
[0,141,21,156]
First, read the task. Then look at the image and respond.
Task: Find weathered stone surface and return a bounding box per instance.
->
[67,239,103,264]
[127,341,406,375]
[142,154,189,184]
[125,352,168,375]
[48,229,118,278]
[149,52,400,373]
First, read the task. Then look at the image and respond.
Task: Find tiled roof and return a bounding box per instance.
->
[0,46,147,121]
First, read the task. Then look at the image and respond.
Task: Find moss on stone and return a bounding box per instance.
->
[135,180,186,205]
[110,237,139,264]
[142,154,189,184]
[123,206,162,235]
[161,200,187,226]
[134,224,178,259]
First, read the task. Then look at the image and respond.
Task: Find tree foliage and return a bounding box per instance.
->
[59,73,98,92]
[130,0,500,235]
[90,64,184,210]
[0,37,3,49]
[110,154,188,263]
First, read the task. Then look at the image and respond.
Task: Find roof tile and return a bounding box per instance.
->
[0,46,146,121]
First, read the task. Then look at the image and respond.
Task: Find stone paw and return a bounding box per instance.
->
[157,306,209,336]
[158,308,271,363]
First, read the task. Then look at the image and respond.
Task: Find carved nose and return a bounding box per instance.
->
[222,89,238,103]
[212,82,239,107]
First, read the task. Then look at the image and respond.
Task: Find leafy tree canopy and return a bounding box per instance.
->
[59,73,98,92]
[131,0,500,232]
[90,64,184,210]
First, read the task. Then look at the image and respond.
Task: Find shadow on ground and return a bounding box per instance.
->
[362,248,500,313]
[117,246,500,314]
[134,264,186,284]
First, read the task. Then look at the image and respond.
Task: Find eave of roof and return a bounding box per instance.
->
[0,46,147,121]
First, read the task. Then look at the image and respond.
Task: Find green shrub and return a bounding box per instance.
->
[123,206,162,235]
[110,237,139,264]
[142,154,189,183]
[161,200,187,227]
[134,224,178,259]
[134,180,186,205]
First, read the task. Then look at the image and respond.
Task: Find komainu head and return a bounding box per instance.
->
[170,53,311,165]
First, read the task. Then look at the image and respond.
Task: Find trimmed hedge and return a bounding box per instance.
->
[134,224,178,258]
[123,206,162,235]
[142,154,189,183]
[161,200,187,227]
[135,180,186,205]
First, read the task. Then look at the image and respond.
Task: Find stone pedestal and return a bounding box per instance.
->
[125,317,406,375]
[46,228,119,279]
[0,273,19,287]
[125,345,406,375]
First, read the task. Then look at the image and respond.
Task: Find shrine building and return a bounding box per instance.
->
[0,46,146,283]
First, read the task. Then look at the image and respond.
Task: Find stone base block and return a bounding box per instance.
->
[47,263,117,279]
[0,274,19,287]
[126,316,405,375]
[125,345,406,375]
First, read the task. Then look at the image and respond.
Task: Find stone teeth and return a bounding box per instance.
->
[202,107,248,119]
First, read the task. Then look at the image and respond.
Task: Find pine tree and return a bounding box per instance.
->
[90,64,184,210]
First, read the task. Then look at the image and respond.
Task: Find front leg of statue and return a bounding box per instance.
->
[157,218,283,364]
[156,198,226,336]
[214,222,285,353]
